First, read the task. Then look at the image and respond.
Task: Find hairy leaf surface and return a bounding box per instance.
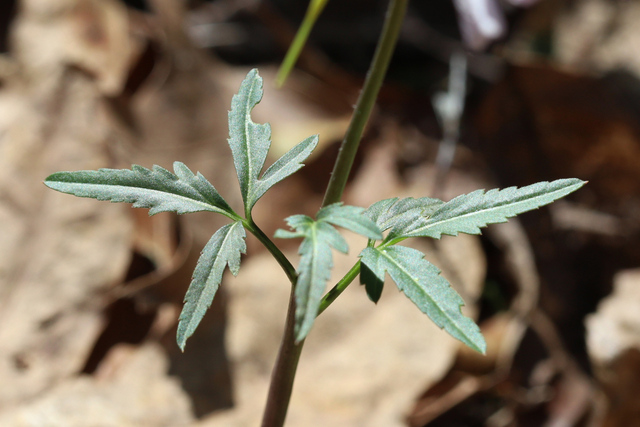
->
[276,204,381,341]
[177,221,246,351]
[45,162,234,217]
[228,69,317,212]
[364,197,444,241]
[228,68,270,209]
[254,135,318,204]
[406,179,586,239]
[276,216,343,342]
[362,245,486,353]
[317,203,382,240]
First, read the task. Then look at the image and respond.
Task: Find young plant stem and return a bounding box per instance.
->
[260,288,304,427]
[243,218,297,283]
[317,237,407,316]
[322,0,409,207]
[261,1,408,426]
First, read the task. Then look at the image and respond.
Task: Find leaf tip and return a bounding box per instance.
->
[44,171,68,185]
[471,336,487,355]
[462,324,487,355]
[176,333,187,353]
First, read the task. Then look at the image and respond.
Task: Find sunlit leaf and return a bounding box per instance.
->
[45,162,235,217]
[228,68,271,211]
[228,69,317,213]
[406,179,586,239]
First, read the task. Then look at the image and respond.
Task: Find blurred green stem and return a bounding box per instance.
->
[276,0,329,87]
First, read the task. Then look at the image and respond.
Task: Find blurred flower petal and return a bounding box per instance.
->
[507,0,540,6]
[453,0,506,50]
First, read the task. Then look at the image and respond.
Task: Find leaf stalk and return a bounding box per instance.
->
[261,289,305,427]
[243,219,298,283]
[317,261,361,315]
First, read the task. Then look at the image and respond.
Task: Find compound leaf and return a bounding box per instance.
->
[44,162,235,217]
[277,216,344,342]
[373,245,486,353]
[177,221,246,351]
[276,203,377,342]
[406,179,586,239]
[228,69,317,213]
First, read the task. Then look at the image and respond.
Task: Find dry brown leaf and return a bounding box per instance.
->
[0,0,139,414]
[13,0,134,96]
[586,269,640,426]
[555,0,640,76]
[0,343,193,427]
[0,53,132,414]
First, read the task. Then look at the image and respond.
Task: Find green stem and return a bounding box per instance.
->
[317,261,361,315]
[261,288,305,427]
[317,235,412,313]
[243,219,297,283]
[318,235,407,316]
[262,1,408,425]
[322,0,408,207]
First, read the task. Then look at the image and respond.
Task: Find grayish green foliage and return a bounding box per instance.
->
[276,204,382,342]
[43,67,586,355]
[360,245,486,353]
[45,69,322,351]
[358,179,586,352]
[317,204,383,240]
[405,179,586,239]
[44,162,234,217]
[228,69,318,213]
[364,197,444,240]
[177,221,246,351]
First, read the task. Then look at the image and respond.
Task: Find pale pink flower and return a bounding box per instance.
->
[453,0,540,50]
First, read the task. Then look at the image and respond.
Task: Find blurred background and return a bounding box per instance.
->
[1,0,640,425]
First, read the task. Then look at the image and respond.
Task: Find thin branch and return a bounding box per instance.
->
[322,0,409,207]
